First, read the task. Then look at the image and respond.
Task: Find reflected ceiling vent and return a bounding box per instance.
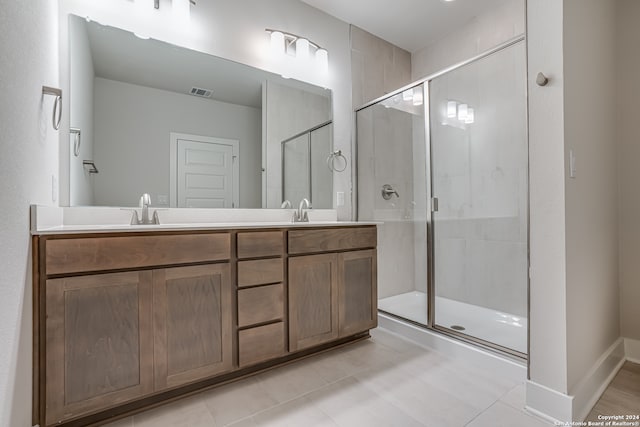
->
[189,87,212,98]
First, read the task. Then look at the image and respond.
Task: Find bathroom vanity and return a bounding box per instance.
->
[32,219,377,426]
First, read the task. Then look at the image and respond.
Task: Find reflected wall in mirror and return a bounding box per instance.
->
[68,14,333,208]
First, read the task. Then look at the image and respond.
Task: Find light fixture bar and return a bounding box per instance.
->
[265,28,326,51]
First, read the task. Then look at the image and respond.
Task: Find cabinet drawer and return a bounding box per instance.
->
[288,227,376,254]
[237,231,284,259]
[238,283,284,328]
[46,233,230,275]
[238,258,283,287]
[238,322,286,367]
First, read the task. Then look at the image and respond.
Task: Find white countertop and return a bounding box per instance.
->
[30,205,378,235]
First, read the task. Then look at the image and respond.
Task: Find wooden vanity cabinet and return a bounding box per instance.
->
[44,271,154,426]
[37,232,233,426]
[152,264,233,390]
[288,226,377,352]
[236,231,287,367]
[34,225,377,427]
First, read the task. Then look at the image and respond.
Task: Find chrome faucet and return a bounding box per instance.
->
[293,198,310,222]
[281,200,292,209]
[130,193,160,225]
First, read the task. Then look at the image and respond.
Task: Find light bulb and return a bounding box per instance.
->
[465,107,474,124]
[270,31,285,57]
[315,48,328,71]
[296,38,309,60]
[458,103,468,121]
[412,88,423,106]
[447,101,457,118]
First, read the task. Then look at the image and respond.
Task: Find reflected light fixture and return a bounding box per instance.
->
[458,103,468,121]
[412,88,424,106]
[447,100,457,118]
[465,107,475,124]
[266,29,329,72]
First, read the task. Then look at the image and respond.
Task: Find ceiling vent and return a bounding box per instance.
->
[189,87,212,98]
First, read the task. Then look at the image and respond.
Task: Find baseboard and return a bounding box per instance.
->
[571,337,625,421]
[525,380,573,423]
[525,337,626,423]
[377,313,526,383]
[624,337,640,364]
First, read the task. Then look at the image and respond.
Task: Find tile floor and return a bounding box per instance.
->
[103,328,552,427]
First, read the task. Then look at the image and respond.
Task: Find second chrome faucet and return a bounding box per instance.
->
[293,198,310,223]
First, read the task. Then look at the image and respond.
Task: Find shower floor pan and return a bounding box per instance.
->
[378,291,527,354]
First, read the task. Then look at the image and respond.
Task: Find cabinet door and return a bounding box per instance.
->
[288,253,338,351]
[338,250,378,337]
[153,264,233,390]
[45,271,153,425]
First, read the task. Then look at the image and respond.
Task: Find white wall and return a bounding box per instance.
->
[526,0,569,398]
[563,0,619,394]
[59,0,354,218]
[68,15,95,205]
[617,0,640,343]
[93,78,262,208]
[526,0,622,422]
[412,0,524,80]
[0,1,60,425]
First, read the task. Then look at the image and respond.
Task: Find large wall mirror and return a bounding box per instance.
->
[67,14,333,209]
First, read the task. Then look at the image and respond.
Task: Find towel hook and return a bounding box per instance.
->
[42,86,62,130]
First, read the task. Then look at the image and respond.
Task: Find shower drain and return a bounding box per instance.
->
[450,325,466,331]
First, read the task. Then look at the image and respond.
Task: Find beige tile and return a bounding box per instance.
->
[355,361,480,426]
[467,401,553,427]
[254,359,329,404]
[306,376,426,427]
[500,383,526,411]
[409,357,516,412]
[133,395,216,427]
[226,418,259,427]
[102,416,134,427]
[251,396,338,427]
[202,376,278,426]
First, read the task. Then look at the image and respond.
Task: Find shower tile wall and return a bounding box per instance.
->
[350,25,411,108]
[357,102,428,300]
[352,26,425,301]
[411,0,525,80]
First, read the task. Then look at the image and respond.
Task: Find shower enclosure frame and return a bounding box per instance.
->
[354,34,529,360]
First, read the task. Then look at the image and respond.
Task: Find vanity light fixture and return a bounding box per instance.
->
[139,0,196,21]
[266,29,329,71]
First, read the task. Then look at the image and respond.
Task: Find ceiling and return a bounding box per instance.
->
[300,0,513,53]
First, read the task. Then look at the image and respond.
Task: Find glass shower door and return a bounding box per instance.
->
[429,42,528,354]
[356,84,429,325]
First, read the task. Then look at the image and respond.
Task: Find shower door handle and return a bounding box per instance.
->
[431,197,439,212]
